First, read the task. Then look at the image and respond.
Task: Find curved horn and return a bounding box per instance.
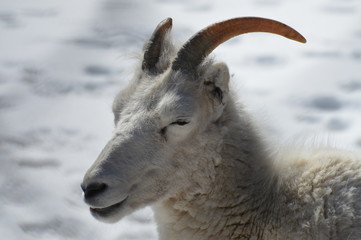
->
[142,18,173,74]
[172,17,306,73]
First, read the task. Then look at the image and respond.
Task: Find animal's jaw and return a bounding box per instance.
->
[88,196,131,223]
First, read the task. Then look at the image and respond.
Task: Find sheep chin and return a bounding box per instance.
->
[90,197,131,223]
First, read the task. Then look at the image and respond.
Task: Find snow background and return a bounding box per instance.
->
[0,0,360,239]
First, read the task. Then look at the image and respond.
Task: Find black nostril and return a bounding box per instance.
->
[81,182,107,199]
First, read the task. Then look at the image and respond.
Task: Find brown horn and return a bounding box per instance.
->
[172,17,306,73]
[142,18,173,74]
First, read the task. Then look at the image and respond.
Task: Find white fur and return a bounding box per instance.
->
[82,20,361,239]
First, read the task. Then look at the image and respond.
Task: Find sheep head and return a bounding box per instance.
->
[81,17,305,223]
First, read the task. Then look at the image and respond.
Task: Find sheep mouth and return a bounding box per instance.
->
[90,197,128,217]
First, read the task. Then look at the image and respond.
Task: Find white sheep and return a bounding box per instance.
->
[81,17,361,239]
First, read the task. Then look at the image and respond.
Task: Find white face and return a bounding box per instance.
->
[81,70,217,223]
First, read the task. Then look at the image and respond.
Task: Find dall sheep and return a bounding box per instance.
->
[81,17,361,239]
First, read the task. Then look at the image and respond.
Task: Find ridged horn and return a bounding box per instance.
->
[142,18,173,74]
[172,17,306,73]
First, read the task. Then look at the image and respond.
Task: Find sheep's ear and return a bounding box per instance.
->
[203,62,230,105]
[142,18,174,75]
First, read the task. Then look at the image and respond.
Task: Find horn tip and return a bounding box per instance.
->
[293,31,307,44]
[154,18,173,32]
[299,35,307,44]
[153,17,173,36]
[161,17,173,27]
[290,33,307,44]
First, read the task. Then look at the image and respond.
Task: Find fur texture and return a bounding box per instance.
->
[82,19,361,239]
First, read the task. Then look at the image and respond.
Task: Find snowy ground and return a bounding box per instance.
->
[1,0,360,239]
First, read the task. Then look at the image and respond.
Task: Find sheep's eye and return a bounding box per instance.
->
[171,120,190,126]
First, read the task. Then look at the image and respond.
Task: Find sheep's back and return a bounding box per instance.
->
[276,148,361,239]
